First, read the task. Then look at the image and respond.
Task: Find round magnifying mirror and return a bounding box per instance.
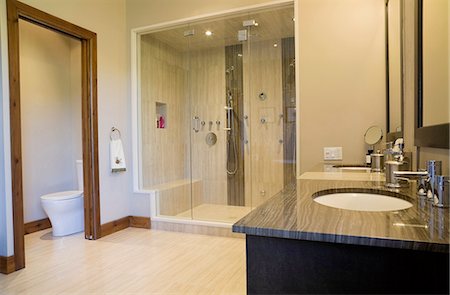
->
[364,126,383,145]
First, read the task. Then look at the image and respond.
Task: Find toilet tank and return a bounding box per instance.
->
[76,160,83,191]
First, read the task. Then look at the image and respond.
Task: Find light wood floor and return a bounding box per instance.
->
[0,228,246,294]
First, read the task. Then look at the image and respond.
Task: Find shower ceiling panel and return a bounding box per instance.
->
[146,6,294,51]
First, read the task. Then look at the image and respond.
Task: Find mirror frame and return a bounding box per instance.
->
[415,0,450,149]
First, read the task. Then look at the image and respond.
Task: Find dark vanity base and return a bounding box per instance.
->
[246,235,449,294]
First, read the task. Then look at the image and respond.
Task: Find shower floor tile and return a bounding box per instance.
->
[175,204,252,223]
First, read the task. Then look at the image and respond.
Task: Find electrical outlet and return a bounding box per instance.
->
[324,147,343,160]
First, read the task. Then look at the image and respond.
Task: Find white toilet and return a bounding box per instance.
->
[40,160,84,237]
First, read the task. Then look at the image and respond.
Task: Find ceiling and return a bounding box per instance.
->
[142,5,295,51]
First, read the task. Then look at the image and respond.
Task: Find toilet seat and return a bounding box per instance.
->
[41,190,83,201]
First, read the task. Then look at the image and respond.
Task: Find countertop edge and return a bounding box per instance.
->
[232,224,450,253]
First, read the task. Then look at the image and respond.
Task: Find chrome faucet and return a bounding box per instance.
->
[392,170,428,190]
[392,160,442,200]
[384,139,409,188]
[384,140,404,162]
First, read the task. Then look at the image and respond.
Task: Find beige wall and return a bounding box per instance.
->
[126,0,272,30]
[69,40,82,185]
[0,0,13,256]
[420,148,450,175]
[19,21,81,223]
[298,0,386,173]
[422,0,449,126]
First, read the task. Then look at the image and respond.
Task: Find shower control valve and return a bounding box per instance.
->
[260,118,266,124]
[260,190,266,196]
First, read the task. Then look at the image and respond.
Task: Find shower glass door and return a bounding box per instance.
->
[186,14,252,223]
[187,4,296,223]
[245,6,296,209]
[138,3,295,223]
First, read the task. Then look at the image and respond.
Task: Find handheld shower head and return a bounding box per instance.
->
[225,66,235,74]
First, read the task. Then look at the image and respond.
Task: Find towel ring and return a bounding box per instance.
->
[110,127,121,140]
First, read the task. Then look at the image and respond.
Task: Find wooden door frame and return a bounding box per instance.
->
[6,0,101,271]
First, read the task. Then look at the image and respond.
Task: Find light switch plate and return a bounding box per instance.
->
[324,147,343,160]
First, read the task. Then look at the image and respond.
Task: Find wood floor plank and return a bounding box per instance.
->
[0,228,246,294]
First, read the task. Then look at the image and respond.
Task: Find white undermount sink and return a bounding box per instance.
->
[313,192,412,212]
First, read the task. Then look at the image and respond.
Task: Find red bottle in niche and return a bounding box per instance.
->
[159,115,165,128]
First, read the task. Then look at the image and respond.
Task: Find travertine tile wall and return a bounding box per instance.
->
[141,35,286,211]
[244,38,284,208]
[140,35,189,188]
[189,47,228,206]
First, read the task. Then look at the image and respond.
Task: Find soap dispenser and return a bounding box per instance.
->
[365,149,373,166]
[370,150,384,172]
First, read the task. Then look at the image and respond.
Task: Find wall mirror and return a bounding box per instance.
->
[386,0,404,138]
[416,0,450,148]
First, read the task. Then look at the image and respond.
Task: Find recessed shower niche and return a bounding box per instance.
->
[137,3,296,223]
[155,102,167,129]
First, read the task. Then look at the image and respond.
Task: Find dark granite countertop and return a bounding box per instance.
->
[232,171,449,253]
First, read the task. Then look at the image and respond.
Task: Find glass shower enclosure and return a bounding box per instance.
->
[138,4,296,224]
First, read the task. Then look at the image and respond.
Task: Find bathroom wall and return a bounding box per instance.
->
[298,0,386,173]
[69,40,82,186]
[0,0,14,256]
[422,0,449,126]
[19,20,82,223]
[126,0,272,30]
[15,0,131,224]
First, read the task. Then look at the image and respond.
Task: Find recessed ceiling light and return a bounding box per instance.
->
[273,43,278,47]
[254,22,259,26]
[237,53,243,57]
[205,30,213,36]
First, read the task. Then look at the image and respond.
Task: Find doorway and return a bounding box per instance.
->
[6,0,100,272]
